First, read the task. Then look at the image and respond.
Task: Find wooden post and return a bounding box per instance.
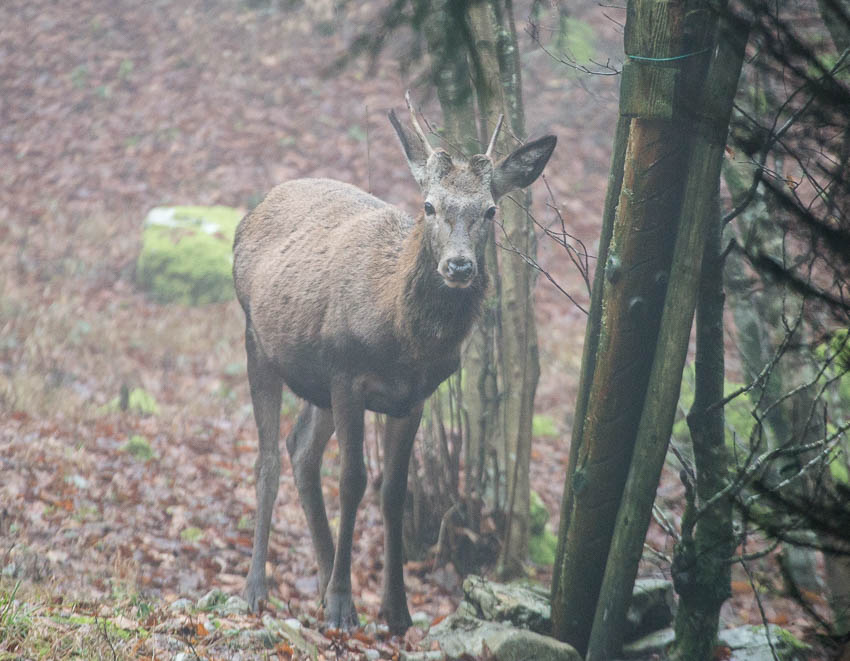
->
[551,0,747,652]
[584,6,750,659]
[551,3,692,652]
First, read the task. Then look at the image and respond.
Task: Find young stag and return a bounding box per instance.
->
[232,96,555,633]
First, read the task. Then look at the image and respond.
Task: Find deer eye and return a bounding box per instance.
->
[484,206,497,220]
[424,201,436,216]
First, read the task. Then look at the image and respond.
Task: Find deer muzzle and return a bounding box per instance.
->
[442,257,476,287]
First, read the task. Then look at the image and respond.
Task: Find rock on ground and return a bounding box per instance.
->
[428,614,581,661]
[622,623,810,660]
[461,574,552,634]
[136,205,242,305]
[625,578,675,641]
[720,624,811,661]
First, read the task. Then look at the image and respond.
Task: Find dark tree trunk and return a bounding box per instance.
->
[671,202,734,661]
[551,1,693,652]
[553,2,750,656]
[585,7,748,658]
[410,0,540,577]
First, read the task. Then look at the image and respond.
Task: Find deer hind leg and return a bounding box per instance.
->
[324,379,368,630]
[244,322,284,612]
[285,402,335,601]
[379,403,423,635]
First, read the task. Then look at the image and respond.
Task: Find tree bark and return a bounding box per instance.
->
[814,0,850,634]
[582,7,749,659]
[494,0,539,579]
[671,194,733,661]
[467,0,539,577]
[425,1,479,155]
[551,1,691,651]
[551,112,630,595]
[417,0,540,575]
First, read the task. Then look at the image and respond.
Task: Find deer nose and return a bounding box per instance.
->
[446,257,475,282]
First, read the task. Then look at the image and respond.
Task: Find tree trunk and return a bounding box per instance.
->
[583,8,748,658]
[493,0,538,580]
[814,0,850,634]
[552,112,630,595]
[670,199,733,661]
[424,1,479,154]
[551,1,692,652]
[467,0,539,577]
[553,2,751,655]
[414,0,540,576]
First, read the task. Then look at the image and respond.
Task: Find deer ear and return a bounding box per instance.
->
[427,150,454,180]
[389,109,430,186]
[491,135,556,200]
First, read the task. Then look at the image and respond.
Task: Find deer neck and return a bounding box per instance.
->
[393,218,486,354]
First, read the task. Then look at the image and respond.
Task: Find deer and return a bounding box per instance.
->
[232,94,556,634]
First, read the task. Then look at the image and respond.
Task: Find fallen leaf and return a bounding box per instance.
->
[351,630,374,645]
[431,614,447,627]
[713,645,732,660]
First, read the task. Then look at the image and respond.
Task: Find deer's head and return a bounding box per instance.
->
[389,96,556,289]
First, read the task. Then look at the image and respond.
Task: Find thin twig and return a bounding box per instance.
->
[643,542,673,566]
[526,27,621,76]
[739,558,781,661]
[723,48,850,225]
[728,537,781,563]
[96,616,118,661]
[652,504,682,543]
[493,196,589,314]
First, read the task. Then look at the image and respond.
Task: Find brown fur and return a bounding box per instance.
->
[232,109,555,633]
[233,178,484,415]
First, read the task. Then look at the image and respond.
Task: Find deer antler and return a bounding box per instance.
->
[404,90,436,158]
[485,114,504,159]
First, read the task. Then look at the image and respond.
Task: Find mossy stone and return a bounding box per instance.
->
[123,435,156,462]
[136,206,242,305]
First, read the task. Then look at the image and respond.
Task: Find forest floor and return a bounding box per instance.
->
[0,0,834,658]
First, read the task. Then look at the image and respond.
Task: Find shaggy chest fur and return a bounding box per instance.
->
[276,246,484,417]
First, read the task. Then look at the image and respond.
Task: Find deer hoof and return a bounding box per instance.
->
[379,602,412,635]
[243,577,268,613]
[325,591,359,630]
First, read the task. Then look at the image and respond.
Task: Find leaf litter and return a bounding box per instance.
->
[0,0,820,657]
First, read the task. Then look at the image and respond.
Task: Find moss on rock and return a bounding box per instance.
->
[136,206,242,305]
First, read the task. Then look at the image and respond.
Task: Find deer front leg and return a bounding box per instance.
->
[244,325,284,612]
[379,403,423,635]
[324,379,368,630]
[286,403,335,600]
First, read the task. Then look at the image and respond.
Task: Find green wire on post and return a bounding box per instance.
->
[626,47,712,62]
